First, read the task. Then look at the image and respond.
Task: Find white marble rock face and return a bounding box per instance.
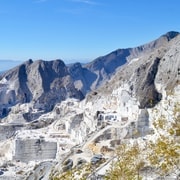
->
[0,31,179,179]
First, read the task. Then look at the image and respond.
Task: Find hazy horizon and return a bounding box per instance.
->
[0,58,91,71]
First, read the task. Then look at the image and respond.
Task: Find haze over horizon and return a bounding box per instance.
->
[0,0,180,65]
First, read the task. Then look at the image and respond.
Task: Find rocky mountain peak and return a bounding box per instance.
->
[88,32,180,109]
[0,59,84,120]
[162,31,179,41]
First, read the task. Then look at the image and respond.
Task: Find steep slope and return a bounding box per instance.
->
[69,31,179,94]
[0,59,84,120]
[88,33,180,109]
[68,62,97,95]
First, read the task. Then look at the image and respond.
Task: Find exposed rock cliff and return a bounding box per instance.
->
[90,32,180,109]
[0,59,84,120]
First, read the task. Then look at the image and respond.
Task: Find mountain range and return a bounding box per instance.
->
[0,31,179,120]
[0,31,179,179]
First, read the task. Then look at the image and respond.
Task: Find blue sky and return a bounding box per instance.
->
[0,0,180,64]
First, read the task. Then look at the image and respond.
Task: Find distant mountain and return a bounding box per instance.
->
[0,59,84,120]
[88,31,180,108]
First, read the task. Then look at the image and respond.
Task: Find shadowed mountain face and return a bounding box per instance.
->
[88,31,180,109]
[69,31,180,93]
[0,31,179,119]
[0,59,84,119]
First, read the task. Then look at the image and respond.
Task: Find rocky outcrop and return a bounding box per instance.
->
[80,31,179,92]
[90,32,180,109]
[127,31,179,61]
[0,124,24,141]
[68,63,97,95]
[155,35,180,91]
[26,161,54,180]
[132,57,162,108]
[0,59,84,120]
